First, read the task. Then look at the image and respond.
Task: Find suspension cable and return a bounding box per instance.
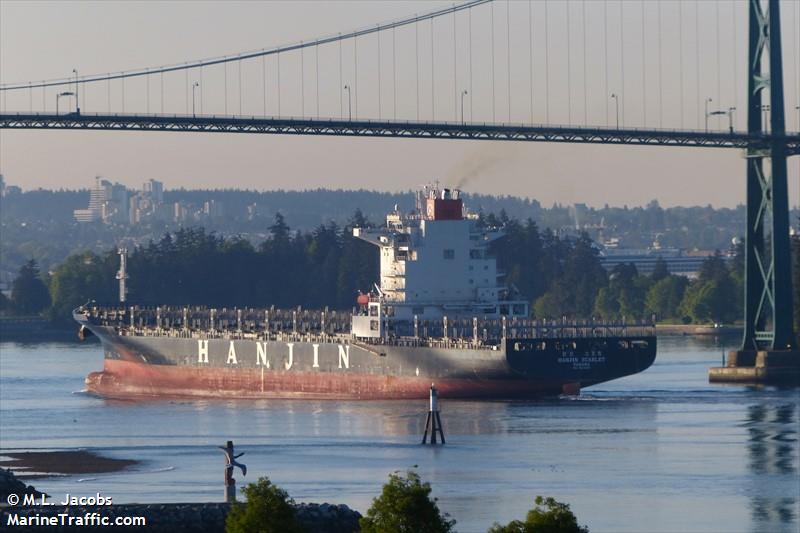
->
[1,0,491,92]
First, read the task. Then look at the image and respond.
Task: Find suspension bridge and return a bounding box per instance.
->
[1,0,798,380]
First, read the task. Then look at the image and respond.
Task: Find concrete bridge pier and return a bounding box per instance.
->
[709,350,800,386]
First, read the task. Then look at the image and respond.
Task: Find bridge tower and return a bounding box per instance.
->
[711,0,799,384]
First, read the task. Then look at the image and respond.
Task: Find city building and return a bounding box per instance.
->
[598,245,732,279]
[74,176,128,223]
[143,179,164,204]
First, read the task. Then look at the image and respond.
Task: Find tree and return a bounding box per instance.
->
[680,276,738,324]
[650,257,669,282]
[10,259,51,315]
[488,496,589,533]
[558,235,607,317]
[225,477,303,533]
[645,276,688,321]
[360,470,455,533]
[592,287,619,320]
[48,251,117,324]
[698,251,729,283]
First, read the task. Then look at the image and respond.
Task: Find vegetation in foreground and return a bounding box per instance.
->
[359,470,456,533]
[488,496,589,533]
[225,477,303,533]
[228,470,585,533]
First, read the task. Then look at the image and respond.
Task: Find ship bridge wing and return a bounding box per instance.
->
[353,227,391,247]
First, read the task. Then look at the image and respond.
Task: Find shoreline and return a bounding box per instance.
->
[0,450,138,479]
[655,324,742,336]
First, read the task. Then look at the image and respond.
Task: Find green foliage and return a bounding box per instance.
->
[48,252,117,324]
[674,251,741,324]
[679,276,739,324]
[488,496,589,533]
[31,210,747,327]
[360,470,455,533]
[526,233,606,319]
[645,276,688,321]
[650,257,669,282]
[10,260,51,315]
[592,264,649,320]
[225,477,303,533]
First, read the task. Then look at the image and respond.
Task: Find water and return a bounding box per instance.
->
[1,336,798,533]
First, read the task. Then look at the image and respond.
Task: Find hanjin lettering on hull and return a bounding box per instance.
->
[195,340,352,370]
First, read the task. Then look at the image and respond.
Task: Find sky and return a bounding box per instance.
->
[1,0,799,208]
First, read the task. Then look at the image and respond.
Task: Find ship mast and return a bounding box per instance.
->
[116,247,128,303]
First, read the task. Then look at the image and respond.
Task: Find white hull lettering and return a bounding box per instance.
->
[285,343,294,370]
[256,342,269,367]
[197,340,209,364]
[227,341,238,364]
[338,345,350,369]
[312,344,320,368]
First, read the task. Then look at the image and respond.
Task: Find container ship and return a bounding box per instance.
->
[75,184,656,399]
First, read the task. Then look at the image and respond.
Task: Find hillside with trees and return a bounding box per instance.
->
[3,186,780,283]
[8,211,762,329]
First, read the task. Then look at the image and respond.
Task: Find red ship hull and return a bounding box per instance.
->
[86,359,576,400]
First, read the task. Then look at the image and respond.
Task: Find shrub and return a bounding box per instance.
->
[488,496,588,533]
[360,470,455,533]
[225,477,304,533]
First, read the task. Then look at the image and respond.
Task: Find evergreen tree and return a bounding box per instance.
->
[645,276,688,321]
[698,250,729,283]
[650,257,669,282]
[11,259,52,315]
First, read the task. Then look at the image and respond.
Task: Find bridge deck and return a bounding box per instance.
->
[3,113,799,154]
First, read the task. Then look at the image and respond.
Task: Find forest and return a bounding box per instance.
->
[2,186,773,280]
[5,210,787,331]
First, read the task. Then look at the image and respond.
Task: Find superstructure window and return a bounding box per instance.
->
[443,249,455,259]
[470,249,484,259]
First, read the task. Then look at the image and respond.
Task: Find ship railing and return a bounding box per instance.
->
[85,304,655,342]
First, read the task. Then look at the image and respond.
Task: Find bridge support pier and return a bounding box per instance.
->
[710,0,798,386]
[711,350,800,385]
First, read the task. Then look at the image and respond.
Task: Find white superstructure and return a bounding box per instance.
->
[352,184,528,338]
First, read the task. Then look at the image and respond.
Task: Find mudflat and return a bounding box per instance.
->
[0,450,138,477]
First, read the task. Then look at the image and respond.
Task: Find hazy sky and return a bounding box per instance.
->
[1,0,798,208]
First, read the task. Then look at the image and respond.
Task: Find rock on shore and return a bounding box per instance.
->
[0,468,45,500]
[0,468,361,532]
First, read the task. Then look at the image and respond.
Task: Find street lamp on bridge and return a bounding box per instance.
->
[727,107,736,134]
[72,69,80,114]
[704,97,713,132]
[56,91,75,115]
[344,84,352,121]
[192,82,200,117]
[461,90,468,125]
[709,108,736,134]
[610,93,619,129]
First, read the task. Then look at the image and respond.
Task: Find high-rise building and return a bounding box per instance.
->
[143,179,164,204]
[74,176,128,223]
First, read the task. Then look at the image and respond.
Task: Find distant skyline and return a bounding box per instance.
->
[1,0,799,208]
